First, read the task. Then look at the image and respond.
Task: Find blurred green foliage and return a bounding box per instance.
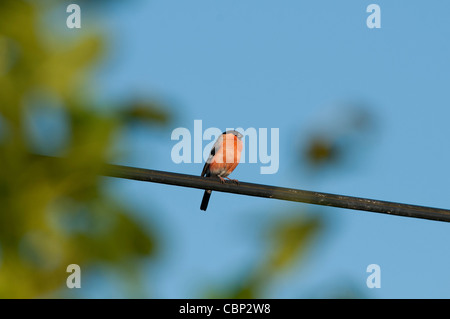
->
[215,217,321,299]
[0,1,373,299]
[0,0,168,298]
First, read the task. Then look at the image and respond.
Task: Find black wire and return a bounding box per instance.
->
[103,163,450,223]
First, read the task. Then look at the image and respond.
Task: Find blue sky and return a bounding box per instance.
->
[76,0,450,298]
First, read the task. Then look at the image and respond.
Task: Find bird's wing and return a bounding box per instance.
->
[201,134,223,177]
[201,162,210,177]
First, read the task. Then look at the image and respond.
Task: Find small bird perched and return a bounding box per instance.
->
[200,130,243,211]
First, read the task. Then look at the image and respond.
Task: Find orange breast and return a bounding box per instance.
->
[209,134,243,177]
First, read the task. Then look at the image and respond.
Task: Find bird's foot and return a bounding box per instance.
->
[225,177,239,185]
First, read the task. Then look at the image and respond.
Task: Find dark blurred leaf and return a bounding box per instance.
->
[301,102,376,171]
[120,100,171,126]
[305,136,339,167]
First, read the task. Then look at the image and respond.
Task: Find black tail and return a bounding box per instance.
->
[200,190,212,211]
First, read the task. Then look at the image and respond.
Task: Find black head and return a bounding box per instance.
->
[223,130,243,140]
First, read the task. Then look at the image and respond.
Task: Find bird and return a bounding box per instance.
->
[200,130,243,211]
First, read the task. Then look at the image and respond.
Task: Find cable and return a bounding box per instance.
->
[103,163,450,223]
